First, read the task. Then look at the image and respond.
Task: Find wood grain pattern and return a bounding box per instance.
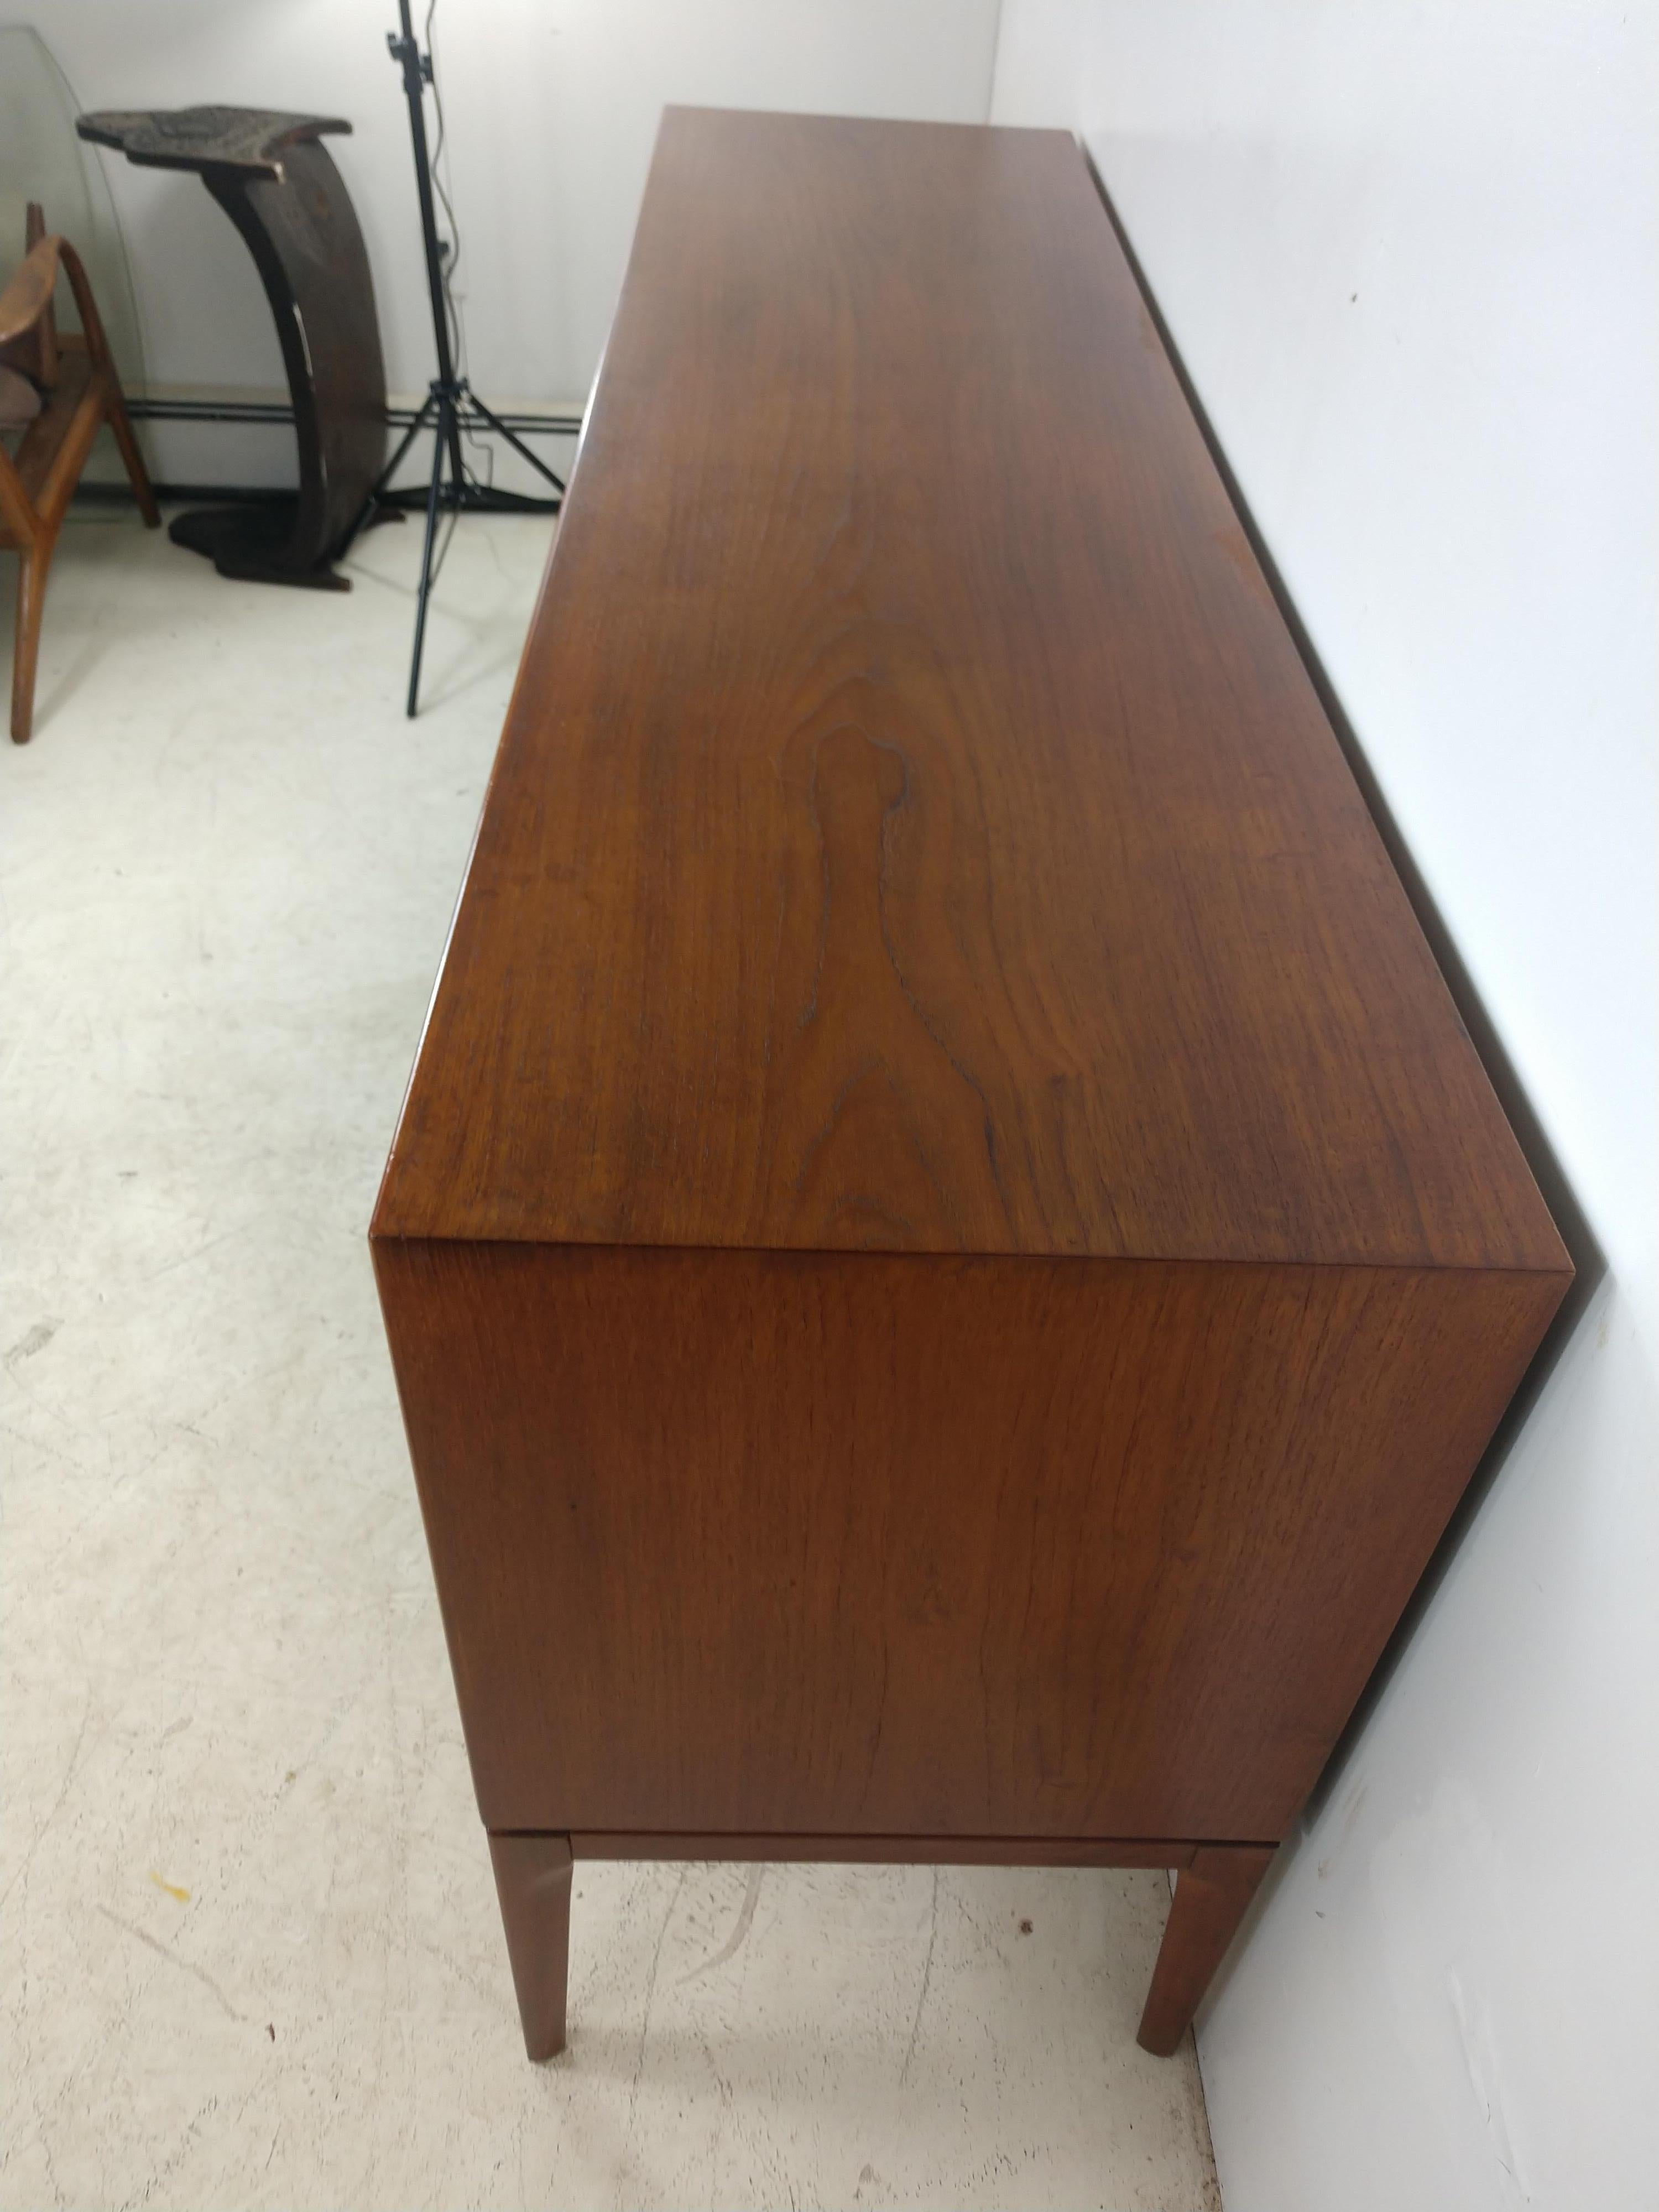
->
[377,1239,1563,1845]
[372,110,1564,1276]
[372,111,1573,2057]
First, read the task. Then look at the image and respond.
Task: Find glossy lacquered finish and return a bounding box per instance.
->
[372,109,1571,2059]
[373,114,1560,1280]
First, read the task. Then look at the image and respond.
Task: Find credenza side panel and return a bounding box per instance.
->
[373,1239,1562,1843]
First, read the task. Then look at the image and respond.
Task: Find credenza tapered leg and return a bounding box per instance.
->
[488,1831,574,2059]
[1137,1844,1275,2056]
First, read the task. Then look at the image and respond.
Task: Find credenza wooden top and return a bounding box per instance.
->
[373,109,1564,1275]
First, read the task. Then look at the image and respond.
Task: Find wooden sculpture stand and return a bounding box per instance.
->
[77,106,387,588]
[372,112,1569,2064]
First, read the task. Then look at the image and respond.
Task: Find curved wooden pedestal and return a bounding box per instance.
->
[79,107,387,587]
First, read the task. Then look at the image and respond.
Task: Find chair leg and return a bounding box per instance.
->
[12,536,52,744]
[105,392,160,528]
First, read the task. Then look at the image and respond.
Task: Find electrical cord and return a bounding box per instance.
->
[425,0,465,379]
[423,0,463,580]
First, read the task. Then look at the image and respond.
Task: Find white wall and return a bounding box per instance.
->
[994,3,1657,2206]
[22,0,1000,482]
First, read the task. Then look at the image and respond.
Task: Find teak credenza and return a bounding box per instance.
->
[372,109,1570,2060]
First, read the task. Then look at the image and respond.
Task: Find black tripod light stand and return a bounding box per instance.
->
[368,0,566,715]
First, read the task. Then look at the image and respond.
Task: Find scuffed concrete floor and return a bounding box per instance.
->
[0,508,1222,2211]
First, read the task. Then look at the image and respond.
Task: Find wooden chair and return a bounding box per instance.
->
[0,202,158,742]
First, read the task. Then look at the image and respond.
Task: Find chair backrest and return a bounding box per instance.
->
[0,205,122,546]
[0,202,58,389]
[0,363,40,427]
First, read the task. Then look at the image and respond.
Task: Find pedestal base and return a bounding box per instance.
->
[169,504,350,591]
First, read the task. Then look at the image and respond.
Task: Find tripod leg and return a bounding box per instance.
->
[347,390,436,555]
[443,397,468,498]
[407,403,448,718]
[377,397,435,497]
[463,392,567,495]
